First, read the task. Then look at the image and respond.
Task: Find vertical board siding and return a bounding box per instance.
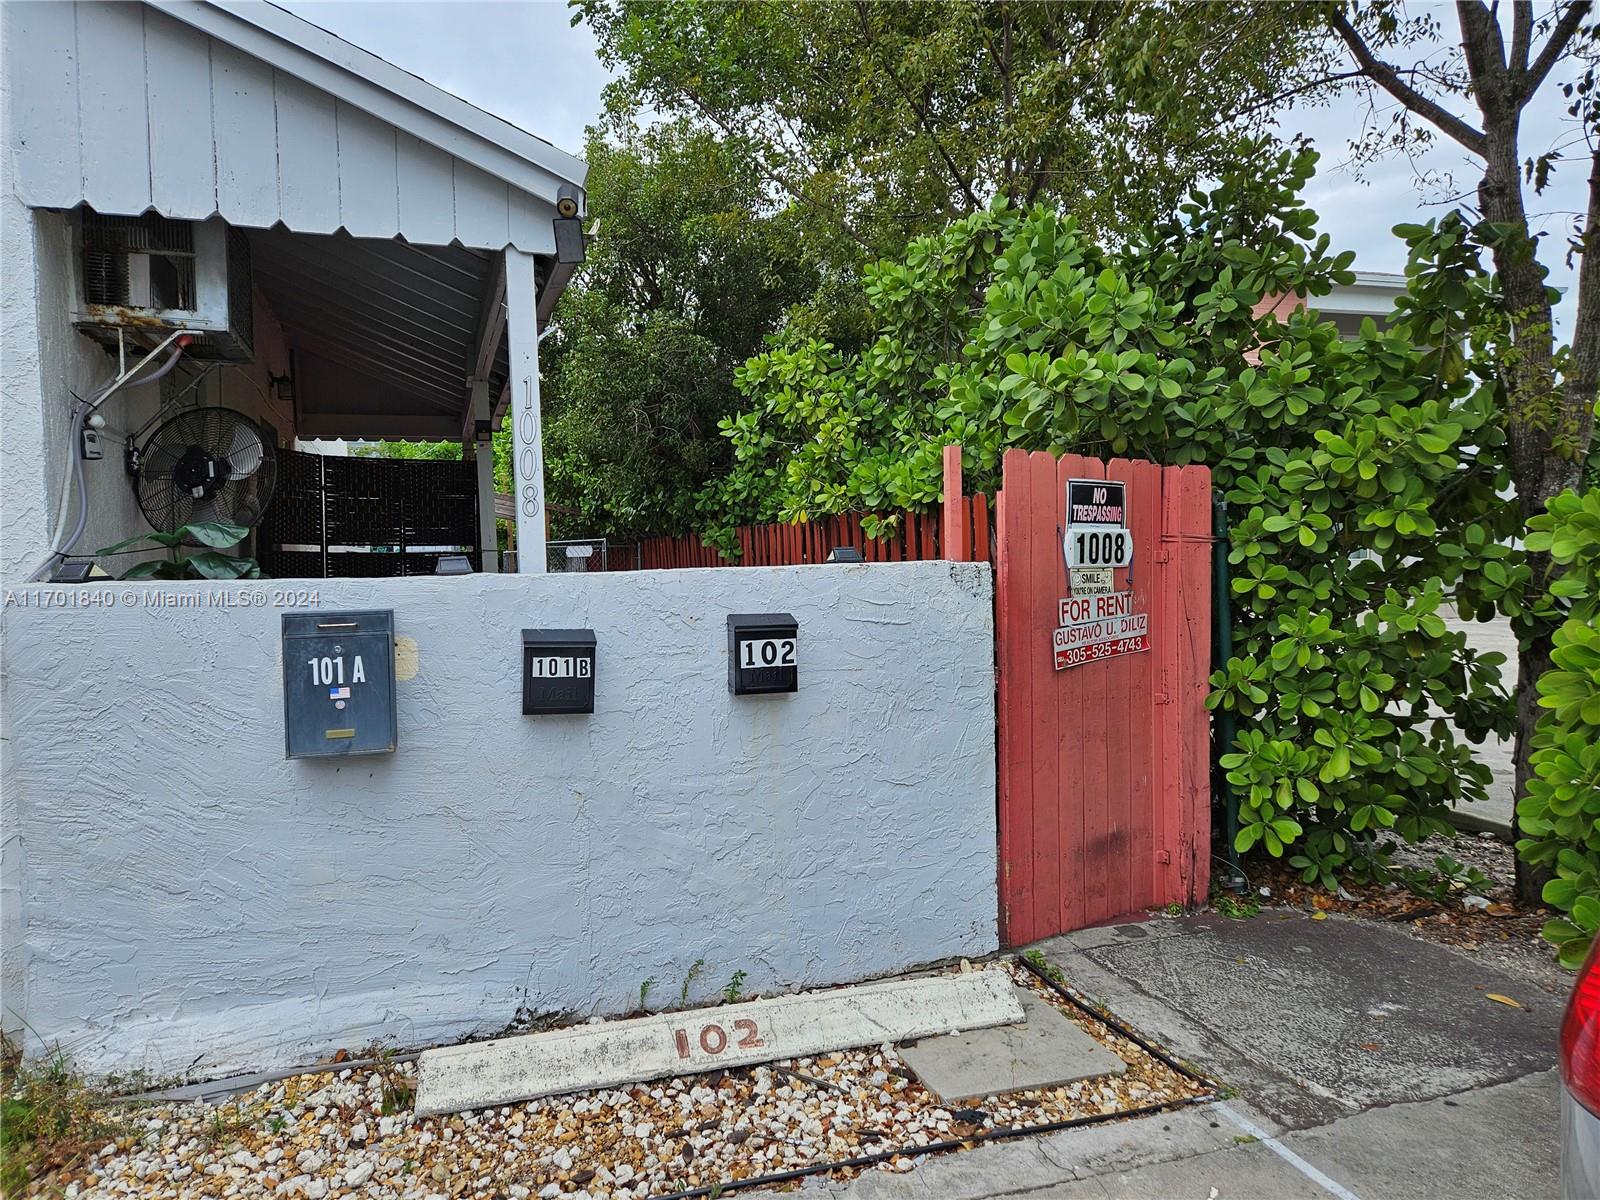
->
[209,40,279,226]
[6,3,555,250]
[5,1,83,206]
[274,74,340,233]
[452,159,511,252]
[75,2,152,216]
[995,451,1211,945]
[335,101,401,237]
[144,7,217,218]
[396,133,456,246]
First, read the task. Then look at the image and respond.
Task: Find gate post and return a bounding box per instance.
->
[942,445,966,561]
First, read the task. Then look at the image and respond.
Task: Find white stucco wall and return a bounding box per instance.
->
[0,562,998,1078]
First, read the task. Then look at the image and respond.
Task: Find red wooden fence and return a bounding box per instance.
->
[994,449,1212,944]
[627,495,992,570]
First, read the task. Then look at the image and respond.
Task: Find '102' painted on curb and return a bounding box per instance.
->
[672,1018,765,1058]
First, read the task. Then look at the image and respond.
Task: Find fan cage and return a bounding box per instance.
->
[136,407,278,536]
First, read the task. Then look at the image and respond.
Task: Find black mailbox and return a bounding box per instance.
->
[522,629,596,714]
[282,610,397,759]
[728,613,798,695]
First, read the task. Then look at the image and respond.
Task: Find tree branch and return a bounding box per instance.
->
[1510,0,1534,75]
[852,1,984,212]
[1222,69,1370,127]
[1523,0,1593,100]
[1329,6,1490,157]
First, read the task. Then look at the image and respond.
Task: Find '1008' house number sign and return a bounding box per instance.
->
[1054,479,1149,670]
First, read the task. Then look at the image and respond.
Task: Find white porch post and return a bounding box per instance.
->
[503,248,546,573]
[468,380,498,573]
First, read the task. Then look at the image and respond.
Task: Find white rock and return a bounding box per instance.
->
[294,1149,325,1173]
[538,1185,561,1199]
[344,1162,375,1187]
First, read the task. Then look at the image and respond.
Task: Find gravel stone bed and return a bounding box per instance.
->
[62,964,1206,1198]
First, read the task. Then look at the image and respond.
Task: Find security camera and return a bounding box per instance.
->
[556,183,582,219]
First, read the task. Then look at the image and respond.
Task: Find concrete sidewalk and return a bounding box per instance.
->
[752,912,1564,1199]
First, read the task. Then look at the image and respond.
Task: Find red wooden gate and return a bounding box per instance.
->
[992,449,1212,945]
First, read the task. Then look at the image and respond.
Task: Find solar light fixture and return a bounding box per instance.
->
[826,546,865,563]
[435,554,474,576]
[49,559,96,583]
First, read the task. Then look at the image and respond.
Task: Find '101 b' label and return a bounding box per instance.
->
[529,656,592,679]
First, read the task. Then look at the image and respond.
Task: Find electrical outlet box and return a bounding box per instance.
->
[282,610,397,758]
[727,613,798,695]
[522,629,596,714]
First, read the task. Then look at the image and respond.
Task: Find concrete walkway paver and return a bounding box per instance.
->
[899,987,1126,1103]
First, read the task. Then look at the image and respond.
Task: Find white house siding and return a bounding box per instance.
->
[1,3,556,253]
[0,562,1000,1077]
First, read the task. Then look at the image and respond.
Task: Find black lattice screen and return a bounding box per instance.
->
[258,450,481,578]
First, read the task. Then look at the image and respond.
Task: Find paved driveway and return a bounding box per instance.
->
[751,912,1563,1199]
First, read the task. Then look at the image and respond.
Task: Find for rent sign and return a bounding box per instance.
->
[1052,588,1150,671]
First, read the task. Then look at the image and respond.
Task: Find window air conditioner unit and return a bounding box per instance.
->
[70,211,254,363]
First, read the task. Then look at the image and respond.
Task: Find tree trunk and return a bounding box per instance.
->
[1465,32,1564,903]
[1330,1,1598,905]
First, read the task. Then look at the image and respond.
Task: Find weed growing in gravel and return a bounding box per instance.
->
[198,1102,250,1150]
[722,970,748,1004]
[1022,949,1065,982]
[363,1044,415,1116]
[680,959,706,1006]
[1211,889,1261,920]
[1,1033,124,1197]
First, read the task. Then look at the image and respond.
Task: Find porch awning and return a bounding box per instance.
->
[249,228,529,442]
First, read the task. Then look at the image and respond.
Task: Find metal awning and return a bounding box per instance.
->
[249,228,525,441]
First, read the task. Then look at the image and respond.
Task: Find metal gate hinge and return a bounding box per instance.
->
[1156,692,1172,705]
[1154,549,1172,563]
[1157,849,1171,864]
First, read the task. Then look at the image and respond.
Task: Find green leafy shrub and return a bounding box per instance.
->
[96,521,261,580]
[706,145,1516,867]
[1517,488,1600,966]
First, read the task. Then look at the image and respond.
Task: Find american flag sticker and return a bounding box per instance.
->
[329,686,351,700]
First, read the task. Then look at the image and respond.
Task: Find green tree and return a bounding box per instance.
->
[1311,0,1598,900]
[577,1,1327,269]
[355,440,460,461]
[538,120,816,539]
[708,146,1520,873]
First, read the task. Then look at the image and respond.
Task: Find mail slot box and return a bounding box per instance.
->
[728,613,798,695]
[522,629,596,714]
[282,610,397,759]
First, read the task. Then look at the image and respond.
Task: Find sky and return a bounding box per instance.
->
[280,0,1588,336]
